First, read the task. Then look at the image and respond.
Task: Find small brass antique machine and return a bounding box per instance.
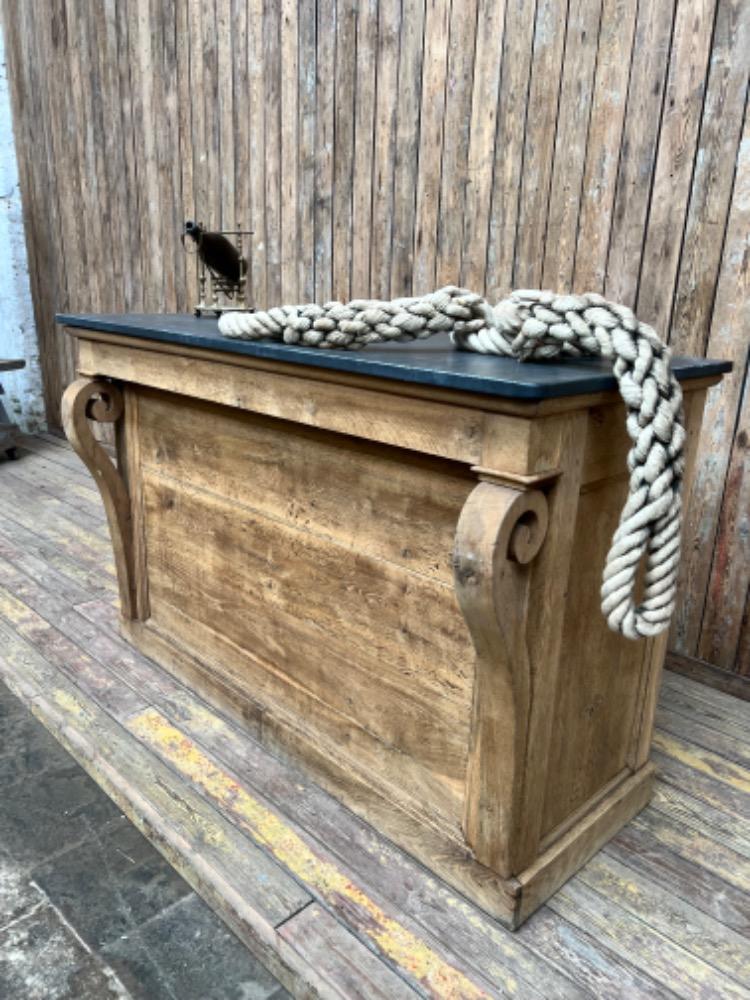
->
[182,221,253,317]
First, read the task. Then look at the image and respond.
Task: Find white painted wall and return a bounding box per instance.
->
[0,25,45,433]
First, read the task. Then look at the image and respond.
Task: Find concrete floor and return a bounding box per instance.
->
[0,679,291,1000]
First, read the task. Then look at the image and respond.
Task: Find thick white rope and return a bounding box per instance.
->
[219,287,685,640]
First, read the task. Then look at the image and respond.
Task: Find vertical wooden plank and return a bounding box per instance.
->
[691,102,750,671]
[460,0,506,291]
[87,3,119,312]
[370,0,402,299]
[435,0,479,288]
[231,0,250,281]
[332,0,356,301]
[67,0,106,313]
[3,0,67,422]
[53,0,92,314]
[202,0,222,234]
[314,0,336,303]
[217,0,235,235]
[485,0,537,300]
[280,0,300,302]
[668,0,750,661]
[605,0,675,307]
[389,0,426,297]
[1,0,748,677]
[188,0,206,235]
[264,0,282,306]
[47,0,88,388]
[177,0,197,310]
[115,0,146,313]
[541,0,603,292]
[635,0,718,332]
[573,0,638,293]
[413,0,450,294]
[699,368,749,672]
[669,0,749,356]
[154,0,181,311]
[93,1,129,312]
[129,0,164,310]
[513,0,568,289]
[350,0,378,297]
[248,0,268,306]
[298,0,317,301]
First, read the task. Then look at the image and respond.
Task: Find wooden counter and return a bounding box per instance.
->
[58,314,729,928]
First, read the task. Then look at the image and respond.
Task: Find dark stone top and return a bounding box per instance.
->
[57,312,731,402]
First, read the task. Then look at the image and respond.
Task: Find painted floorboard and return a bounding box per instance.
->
[1,439,749,999]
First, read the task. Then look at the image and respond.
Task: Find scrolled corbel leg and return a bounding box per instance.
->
[454,480,549,877]
[61,378,138,620]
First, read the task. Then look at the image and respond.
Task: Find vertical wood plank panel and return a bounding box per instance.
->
[390,0,426,297]
[332,0,356,300]
[573,0,637,293]
[248,0,267,306]
[605,0,675,307]
[699,365,749,672]
[669,0,749,355]
[281,0,300,302]
[218,0,235,237]
[2,0,749,672]
[159,0,182,311]
[460,0,506,291]
[230,0,249,305]
[412,0,450,294]
[635,0,717,332]
[677,105,750,665]
[350,0,378,297]
[116,0,145,313]
[264,1,282,306]
[667,1,750,659]
[298,0,316,301]
[370,0,401,299]
[541,0,603,291]
[434,0,478,288]
[4,0,66,426]
[513,0,568,288]
[68,0,105,312]
[485,0,537,299]
[314,0,336,302]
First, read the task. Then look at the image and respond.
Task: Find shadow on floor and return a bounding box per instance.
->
[0,679,291,1000]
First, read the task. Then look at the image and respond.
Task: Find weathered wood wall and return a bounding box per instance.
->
[2,0,748,675]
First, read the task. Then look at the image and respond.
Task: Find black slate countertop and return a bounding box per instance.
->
[57,312,732,402]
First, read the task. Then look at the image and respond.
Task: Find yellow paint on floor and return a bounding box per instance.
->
[653,731,750,794]
[129,707,496,1000]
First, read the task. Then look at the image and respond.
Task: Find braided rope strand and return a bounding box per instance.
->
[219,288,685,640]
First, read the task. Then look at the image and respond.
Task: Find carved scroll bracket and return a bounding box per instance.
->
[62,378,138,620]
[453,480,549,876]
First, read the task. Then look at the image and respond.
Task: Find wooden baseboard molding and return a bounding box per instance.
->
[124,616,657,930]
[515,765,655,926]
[666,651,750,701]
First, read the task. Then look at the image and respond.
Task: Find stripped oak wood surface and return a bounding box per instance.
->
[2,0,749,678]
[1,435,749,998]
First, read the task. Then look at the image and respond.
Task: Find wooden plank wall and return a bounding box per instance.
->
[1,0,748,677]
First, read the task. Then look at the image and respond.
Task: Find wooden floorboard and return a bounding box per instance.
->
[1,439,749,999]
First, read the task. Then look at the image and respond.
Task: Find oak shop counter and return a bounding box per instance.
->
[58,313,728,929]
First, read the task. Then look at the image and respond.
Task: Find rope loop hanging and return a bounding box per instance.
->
[219,287,685,641]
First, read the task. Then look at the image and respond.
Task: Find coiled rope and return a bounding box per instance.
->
[219,287,685,640]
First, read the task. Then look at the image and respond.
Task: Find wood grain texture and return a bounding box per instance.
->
[4,0,748,671]
[64,328,719,927]
[1,436,749,992]
[60,379,138,619]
